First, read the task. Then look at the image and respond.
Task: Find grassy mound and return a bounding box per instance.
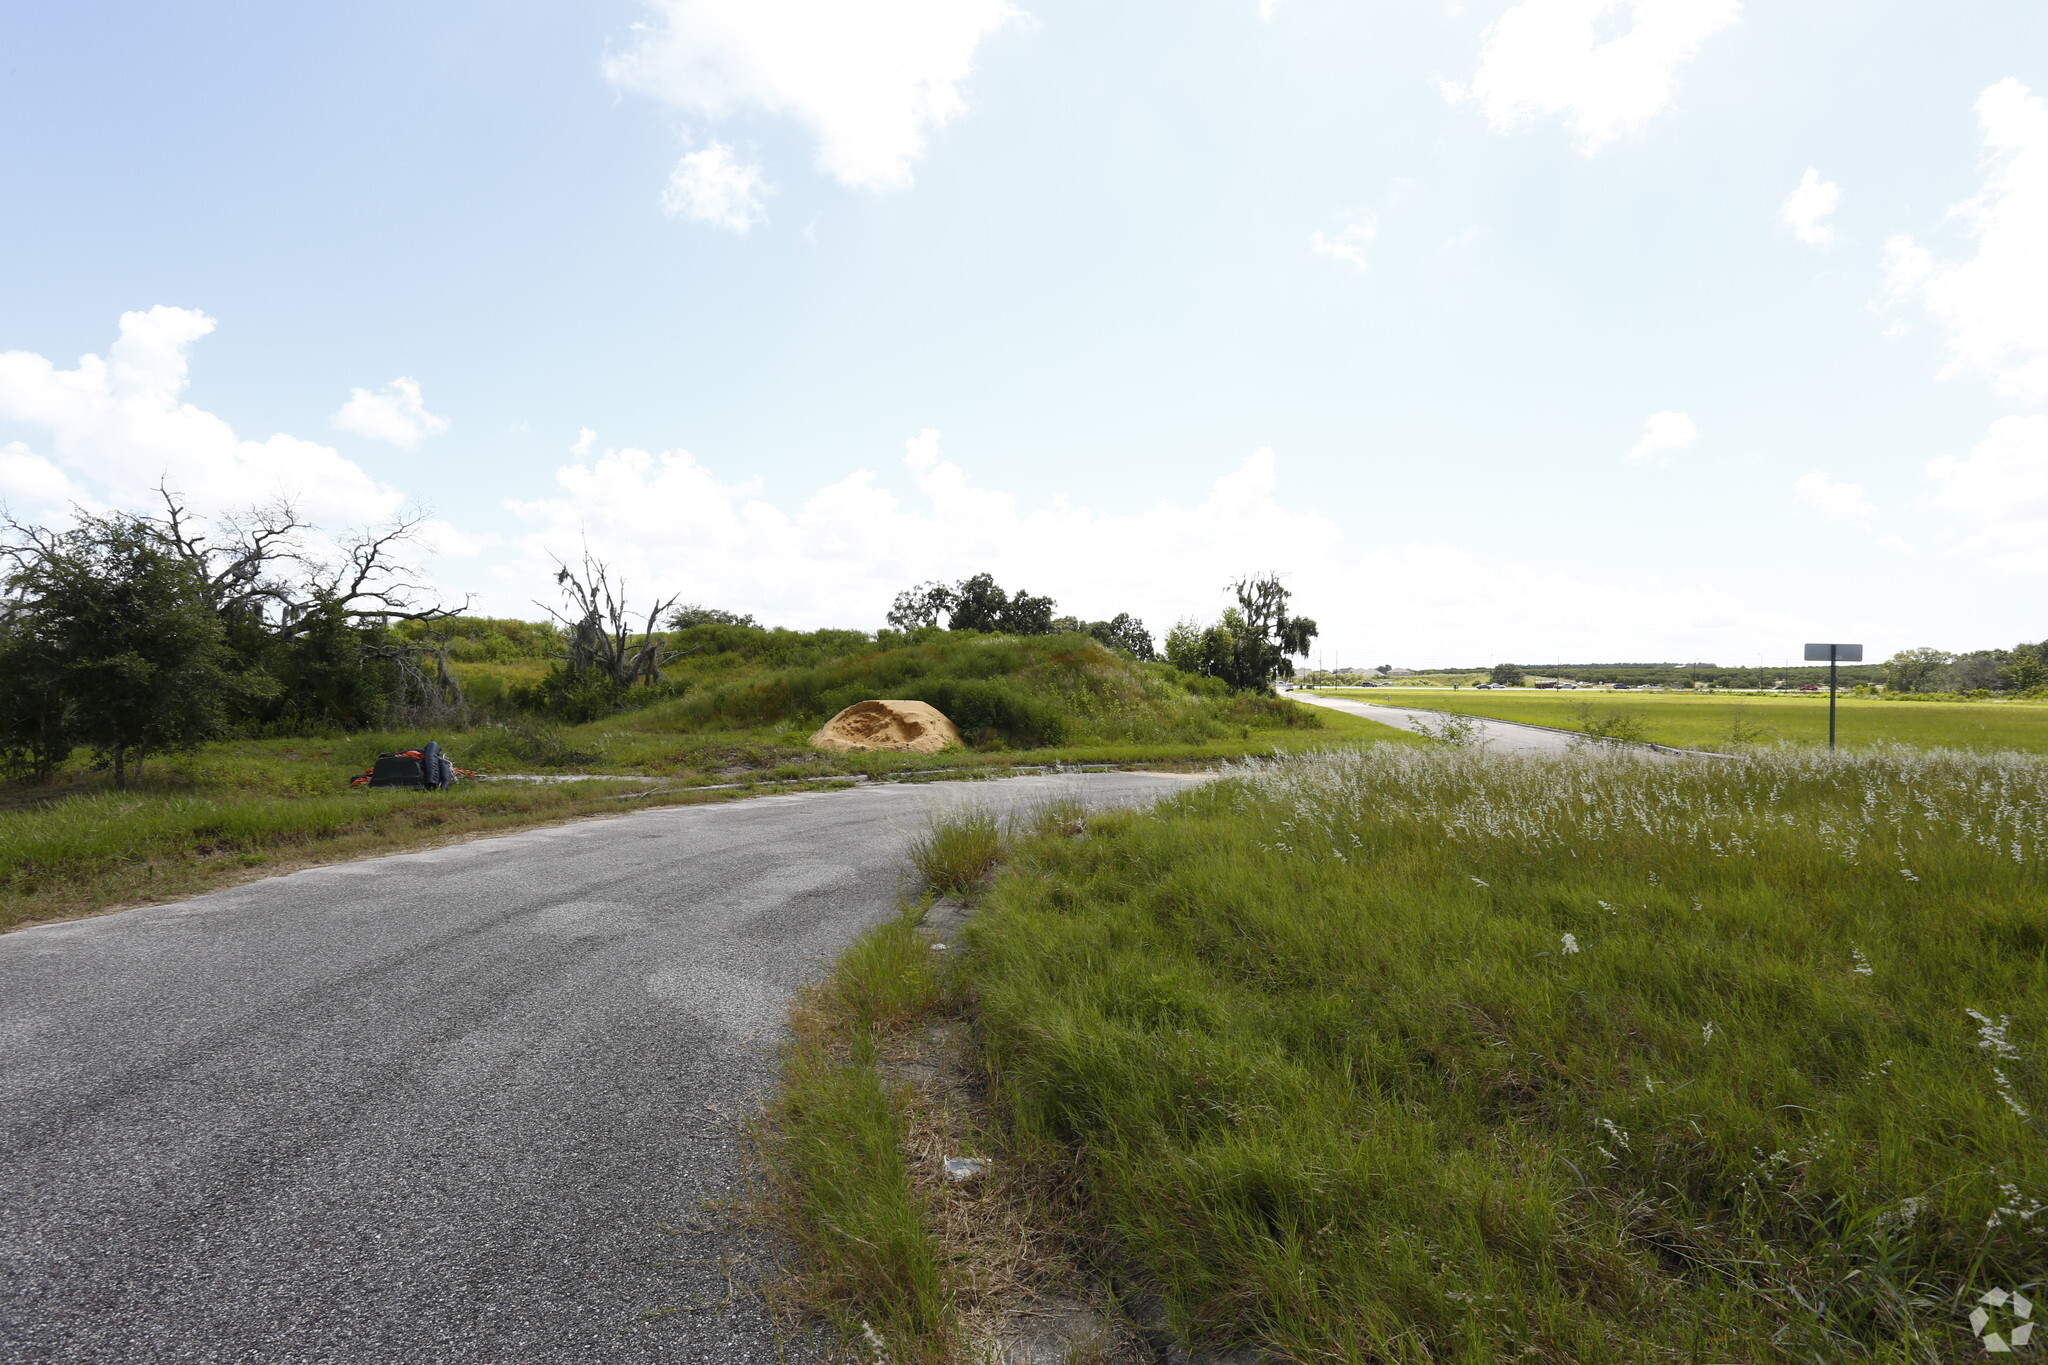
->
[964,744,2048,1361]
[630,630,1317,749]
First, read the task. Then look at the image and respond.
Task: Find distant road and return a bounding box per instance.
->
[0,771,1201,1365]
[1291,690,1590,755]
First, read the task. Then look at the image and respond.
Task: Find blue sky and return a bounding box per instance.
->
[2,0,2044,666]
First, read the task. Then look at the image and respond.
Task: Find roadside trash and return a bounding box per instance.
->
[942,1156,991,1182]
[349,740,471,790]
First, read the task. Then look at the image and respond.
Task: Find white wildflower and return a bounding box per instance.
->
[1877,1195,1924,1231]
[1851,948,1874,977]
[1560,933,1580,955]
[1702,1021,1717,1044]
[1987,1184,2048,1233]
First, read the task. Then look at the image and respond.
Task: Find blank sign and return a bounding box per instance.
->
[1804,643,1864,662]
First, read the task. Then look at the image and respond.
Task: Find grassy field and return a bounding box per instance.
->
[1316,686,2048,753]
[0,776,767,932]
[933,744,2048,1361]
[0,634,1423,932]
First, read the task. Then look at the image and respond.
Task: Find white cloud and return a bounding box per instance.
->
[331,376,450,449]
[1625,410,1698,462]
[605,0,1024,193]
[497,428,1801,661]
[1793,471,1876,528]
[0,307,403,528]
[1443,0,1741,153]
[661,142,771,230]
[1311,213,1377,270]
[1258,0,1284,20]
[1884,79,2048,402]
[1782,167,1839,247]
[1928,414,2048,569]
[0,441,82,507]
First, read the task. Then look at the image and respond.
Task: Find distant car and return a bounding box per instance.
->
[1798,684,1822,691]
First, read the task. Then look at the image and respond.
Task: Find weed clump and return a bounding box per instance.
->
[908,810,1008,898]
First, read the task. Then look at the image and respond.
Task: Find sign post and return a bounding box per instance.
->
[1803,643,1864,749]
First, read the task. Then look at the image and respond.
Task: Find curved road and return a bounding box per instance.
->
[1291,690,1589,754]
[0,772,1201,1365]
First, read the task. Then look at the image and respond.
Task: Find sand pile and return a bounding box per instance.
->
[809,700,962,754]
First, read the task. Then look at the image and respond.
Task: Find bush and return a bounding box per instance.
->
[901,678,1067,747]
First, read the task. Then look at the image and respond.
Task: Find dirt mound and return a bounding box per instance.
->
[809,700,962,755]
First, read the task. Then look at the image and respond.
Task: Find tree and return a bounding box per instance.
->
[1490,662,1525,686]
[1949,649,2007,693]
[670,604,759,629]
[947,572,1055,634]
[885,573,1058,635]
[1,512,258,785]
[1164,618,1206,674]
[0,603,72,782]
[1375,664,1393,677]
[887,580,954,631]
[1090,612,1155,660]
[1164,576,1318,692]
[1052,611,1157,660]
[1885,647,1954,694]
[2004,644,2048,694]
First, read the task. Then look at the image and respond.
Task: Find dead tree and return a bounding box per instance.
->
[148,486,465,637]
[537,553,690,688]
[366,633,469,728]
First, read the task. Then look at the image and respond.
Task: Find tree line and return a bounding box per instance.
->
[1,495,463,784]
[1,493,1323,788]
[1883,642,2048,695]
[890,570,1318,692]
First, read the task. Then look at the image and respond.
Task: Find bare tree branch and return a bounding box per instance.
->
[136,486,466,636]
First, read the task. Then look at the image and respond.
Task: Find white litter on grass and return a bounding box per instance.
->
[1972,1286,2035,1352]
[931,942,948,951]
[942,1156,991,1182]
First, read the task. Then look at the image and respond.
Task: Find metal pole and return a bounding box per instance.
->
[1829,649,1839,750]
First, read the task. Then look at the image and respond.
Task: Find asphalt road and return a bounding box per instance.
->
[0,771,1202,1365]
[1290,690,1590,754]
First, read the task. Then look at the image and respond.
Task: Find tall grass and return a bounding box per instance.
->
[965,744,2048,1361]
[908,809,1008,898]
[0,779,708,930]
[762,908,958,1360]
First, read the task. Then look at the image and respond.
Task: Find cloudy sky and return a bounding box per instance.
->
[1,1,2043,667]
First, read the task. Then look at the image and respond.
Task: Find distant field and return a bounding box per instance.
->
[1314,686,2048,752]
